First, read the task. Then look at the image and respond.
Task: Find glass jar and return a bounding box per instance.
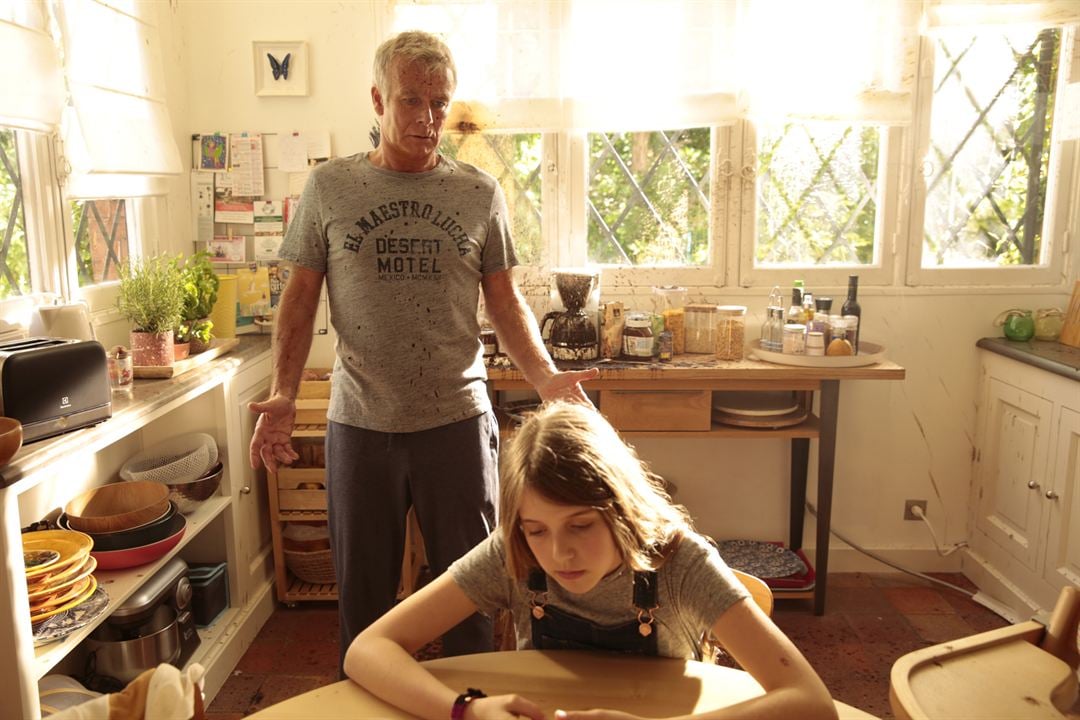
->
[622,312,655,358]
[685,304,718,353]
[782,323,806,354]
[715,305,747,361]
[1034,308,1064,341]
[652,286,688,354]
[108,345,133,388]
[806,331,825,356]
[1002,310,1035,341]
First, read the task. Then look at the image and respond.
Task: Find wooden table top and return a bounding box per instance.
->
[247,650,878,719]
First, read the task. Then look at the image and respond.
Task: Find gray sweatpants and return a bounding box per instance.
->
[325,411,498,674]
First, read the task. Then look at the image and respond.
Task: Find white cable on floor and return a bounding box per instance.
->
[806,502,975,598]
[910,504,968,557]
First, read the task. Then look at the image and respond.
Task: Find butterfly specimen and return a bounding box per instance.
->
[267,52,291,81]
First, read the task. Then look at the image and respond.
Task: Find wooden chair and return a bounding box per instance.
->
[890,585,1080,719]
[733,568,774,617]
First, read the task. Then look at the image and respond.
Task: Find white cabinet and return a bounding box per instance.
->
[0,338,273,719]
[967,347,1080,619]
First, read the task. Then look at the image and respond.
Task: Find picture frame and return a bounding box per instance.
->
[253,41,308,97]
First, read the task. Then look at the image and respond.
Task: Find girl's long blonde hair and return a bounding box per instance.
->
[499,401,692,580]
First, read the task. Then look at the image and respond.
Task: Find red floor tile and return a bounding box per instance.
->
[882,586,955,614]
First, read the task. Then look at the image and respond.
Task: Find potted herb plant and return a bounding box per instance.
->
[116,255,185,366]
[175,252,220,355]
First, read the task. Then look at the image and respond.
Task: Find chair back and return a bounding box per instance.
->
[1040,585,1080,671]
[732,569,773,617]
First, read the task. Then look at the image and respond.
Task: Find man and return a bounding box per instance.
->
[248,30,596,669]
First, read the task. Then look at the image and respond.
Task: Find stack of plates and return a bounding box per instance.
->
[711,391,808,428]
[23,530,109,644]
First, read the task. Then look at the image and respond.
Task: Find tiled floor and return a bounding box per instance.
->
[206,572,1009,719]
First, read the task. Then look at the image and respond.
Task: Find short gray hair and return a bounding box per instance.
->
[373,30,457,97]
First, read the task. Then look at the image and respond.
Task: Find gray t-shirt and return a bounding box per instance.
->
[449,531,750,660]
[279,153,517,432]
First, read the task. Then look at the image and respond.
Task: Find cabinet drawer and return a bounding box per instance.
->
[600,390,712,431]
[277,468,327,511]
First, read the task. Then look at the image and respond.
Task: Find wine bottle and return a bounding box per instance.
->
[841,275,861,354]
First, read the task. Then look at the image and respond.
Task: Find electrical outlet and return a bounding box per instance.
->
[904,499,928,521]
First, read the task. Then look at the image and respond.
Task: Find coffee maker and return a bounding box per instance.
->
[541,268,600,361]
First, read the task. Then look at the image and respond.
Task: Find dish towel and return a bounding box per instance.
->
[46,663,206,720]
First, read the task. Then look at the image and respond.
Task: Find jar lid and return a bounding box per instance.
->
[717,305,747,316]
[625,312,652,328]
[784,323,806,332]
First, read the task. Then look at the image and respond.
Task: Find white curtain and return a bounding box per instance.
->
[390,0,920,130]
[52,0,182,198]
[0,0,64,132]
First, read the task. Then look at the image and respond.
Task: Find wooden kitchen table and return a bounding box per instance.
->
[488,352,906,615]
[246,649,879,719]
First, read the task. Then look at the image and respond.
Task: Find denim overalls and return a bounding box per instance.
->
[526,568,660,655]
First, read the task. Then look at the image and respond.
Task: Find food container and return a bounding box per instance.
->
[783,324,806,354]
[652,286,688,354]
[188,562,229,627]
[715,305,747,361]
[622,312,654,358]
[685,304,718,354]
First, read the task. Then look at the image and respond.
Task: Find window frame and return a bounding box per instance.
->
[903,27,1078,288]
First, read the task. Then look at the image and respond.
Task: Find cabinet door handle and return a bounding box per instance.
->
[1045,490,1059,501]
[241,485,252,494]
[1028,480,1040,490]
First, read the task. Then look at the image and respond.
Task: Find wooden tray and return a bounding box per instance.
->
[133,338,239,379]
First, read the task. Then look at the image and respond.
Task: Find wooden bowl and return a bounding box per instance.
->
[0,416,23,467]
[64,480,170,534]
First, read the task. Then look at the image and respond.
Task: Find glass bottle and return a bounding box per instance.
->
[786,286,804,326]
[801,291,815,325]
[812,297,832,345]
[841,275,861,354]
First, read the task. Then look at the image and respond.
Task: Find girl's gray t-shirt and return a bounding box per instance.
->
[279,153,517,432]
[449,532,750,660]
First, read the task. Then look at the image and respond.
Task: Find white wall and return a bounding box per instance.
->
[164,1,1079,572]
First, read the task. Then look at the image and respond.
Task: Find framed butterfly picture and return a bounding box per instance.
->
[253,41,308,96]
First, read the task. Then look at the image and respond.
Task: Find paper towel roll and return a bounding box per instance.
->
[208,274,237,339]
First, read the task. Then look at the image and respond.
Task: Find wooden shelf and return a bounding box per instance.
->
[292,424,327,438]
[33,495,232,679]
[282,573,338,602]
[277,508,328,522]
[621,415,820,439]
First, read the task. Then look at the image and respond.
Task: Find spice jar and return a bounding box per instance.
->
[806,331,825,356]
[658,331,673,362]
[622,312,655,358]
[684,304,718,353]
[782,323,806,354]
[652,286,688,354]
[108,345,133,388]
[715,305,747,361]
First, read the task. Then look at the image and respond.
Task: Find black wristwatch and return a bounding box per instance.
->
[450,688,487,719]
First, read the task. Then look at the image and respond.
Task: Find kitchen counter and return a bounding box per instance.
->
[0,334,272,490]
[975,338,1080,383]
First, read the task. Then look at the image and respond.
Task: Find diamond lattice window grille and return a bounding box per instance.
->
[923,28,1059,267]
[72,199,129,286]
[587,129,711,266]
[0,129,31,297]
[441,133,543,266]
[756,124,880,266]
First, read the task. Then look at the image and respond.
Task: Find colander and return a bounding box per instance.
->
[120,433,219,485]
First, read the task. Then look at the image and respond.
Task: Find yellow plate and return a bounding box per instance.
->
[30,574,93,613]
[27,555,98,602]
[30,575,97,625]
[23,530,93,581]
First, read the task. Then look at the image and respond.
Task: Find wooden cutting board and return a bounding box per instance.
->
[1060,280,1080,348]
[133,337,240,378]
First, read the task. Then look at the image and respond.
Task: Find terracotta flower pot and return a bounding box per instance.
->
[173,342,191,361]
[130,330,174,366]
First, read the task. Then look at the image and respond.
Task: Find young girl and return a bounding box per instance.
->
[345,402,837,720]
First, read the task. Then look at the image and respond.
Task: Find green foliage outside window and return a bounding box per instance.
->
[0,129,32,298]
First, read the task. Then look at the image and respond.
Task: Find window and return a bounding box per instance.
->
[907,24,1074,285]
[71,199,130,286]
[0,128,31,298]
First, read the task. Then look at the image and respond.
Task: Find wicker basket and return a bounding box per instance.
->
[283,547,336,585]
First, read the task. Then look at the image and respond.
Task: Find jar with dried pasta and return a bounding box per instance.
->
[715,305,747,361]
